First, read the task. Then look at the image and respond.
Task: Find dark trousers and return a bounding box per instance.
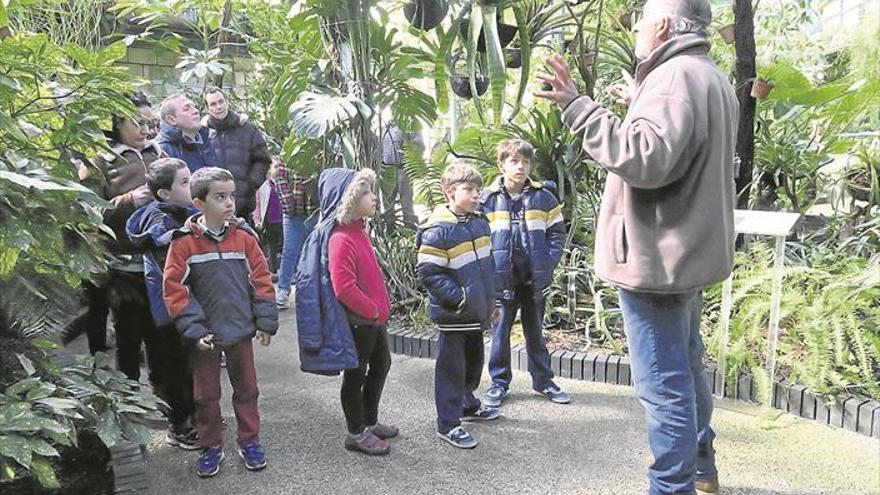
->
[192,338,261,448]
[261,222,283,274]
[340,325,391,434]
[108,271,163,385]
[489,284,555,391]
[435,330,484,434]
[153,324,195,431]
[63,280,110,354]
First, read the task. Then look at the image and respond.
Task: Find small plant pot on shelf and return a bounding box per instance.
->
[404,0,448,31]
[505,48,522,69]
[719,23,735,44]
[450,75,489,99]
[751,78,774,99]
[459,19,518,53]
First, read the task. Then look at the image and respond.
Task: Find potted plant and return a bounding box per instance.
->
[579,48,598,68]
[404,0,448,31]
[719,23,735,44]
[845,147,880,204]
[450,74,489,99]
[751,78,774,99]
[616,10,634,31]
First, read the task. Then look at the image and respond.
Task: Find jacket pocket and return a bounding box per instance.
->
[612,214,628,264]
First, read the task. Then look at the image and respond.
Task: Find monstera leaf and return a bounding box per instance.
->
[289,92,371,139]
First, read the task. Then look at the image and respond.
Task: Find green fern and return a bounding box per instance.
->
[706,242,880,401]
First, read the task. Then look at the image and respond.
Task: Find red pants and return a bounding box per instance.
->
[191,338,260,449]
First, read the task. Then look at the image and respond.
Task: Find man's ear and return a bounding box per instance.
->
[193,197,205,210]
[157,189,171,201]
[657,16,672,40]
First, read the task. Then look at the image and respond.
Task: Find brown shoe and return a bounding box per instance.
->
[695,474,719,494]
[344,431,390,456]
[368,423,399,440]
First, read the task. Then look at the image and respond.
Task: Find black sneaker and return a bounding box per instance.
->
[165,427,200,450]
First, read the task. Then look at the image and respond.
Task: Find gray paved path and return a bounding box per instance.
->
[142,309,880,495]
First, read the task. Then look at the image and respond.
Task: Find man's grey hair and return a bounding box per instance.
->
[159,93,186,122]
[646,0,712,38]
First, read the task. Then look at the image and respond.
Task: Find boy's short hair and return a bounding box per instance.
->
[145,158,188,198]
[441,160,483,193]
[190,167,235,201]
[497,138,535,167]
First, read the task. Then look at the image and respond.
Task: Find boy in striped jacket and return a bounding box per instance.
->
[416,161,500,449]
[480,139,570,407]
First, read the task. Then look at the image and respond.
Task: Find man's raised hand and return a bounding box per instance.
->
[534,54,581,109]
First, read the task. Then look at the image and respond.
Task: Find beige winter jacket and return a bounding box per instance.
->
[562,34,738,293]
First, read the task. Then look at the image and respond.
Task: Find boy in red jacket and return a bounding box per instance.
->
[327,168,397,456]
[163,167,278,478]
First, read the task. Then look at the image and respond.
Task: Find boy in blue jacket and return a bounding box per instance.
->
[481,139,570,407]
[416,161,500,449]
[126,158,199,450]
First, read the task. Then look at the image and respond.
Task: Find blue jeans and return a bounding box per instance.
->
[618,289,716,495]
[277,214,310,294]
[488,284,555,391]
[435,331,484,434]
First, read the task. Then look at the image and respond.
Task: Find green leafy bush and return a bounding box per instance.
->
[1,343,164,489]
[704,244,880,401]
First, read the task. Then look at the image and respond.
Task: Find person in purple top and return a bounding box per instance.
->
[253,163,284,278]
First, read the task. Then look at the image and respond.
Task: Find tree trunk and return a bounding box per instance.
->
[733,1,757,210]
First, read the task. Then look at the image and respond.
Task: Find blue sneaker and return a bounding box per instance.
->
[534,385,571,404]
[196,447,224,478]
[437,426,478,449]
[461,406,501,421]
[239,441,267,471]
[483,385,508,407]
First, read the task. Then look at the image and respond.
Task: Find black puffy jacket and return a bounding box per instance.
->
[205,111,271,218]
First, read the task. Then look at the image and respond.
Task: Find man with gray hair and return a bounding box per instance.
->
[156,93,218,173]
[536,0,737,493]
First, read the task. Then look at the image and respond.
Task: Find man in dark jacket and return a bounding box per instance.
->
[156,93,218,173]
[204,88,271,221]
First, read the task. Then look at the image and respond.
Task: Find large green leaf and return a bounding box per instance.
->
[289,92,370,140]
[467,3,485,124]
[95,410,123,447]
[510,4,531,119]
[482,4,507,127]
[29,456,59,489]
[0,433,33,469]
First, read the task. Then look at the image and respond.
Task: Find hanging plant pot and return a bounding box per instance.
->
[616,10,634,31]
[451,75,489,99]
[579,49,598,68]
[750,78,774,99]
[505,48,522,69]
[719,23,735,45]
[403,0,448,31]
[459,19,518,53]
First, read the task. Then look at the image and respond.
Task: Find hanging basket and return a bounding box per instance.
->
[579,49,598,68]
[616,10,634,31]
[450,75,489,99]
[505,47,522,69]
[403,0,448,31]
[459,19,518,53]
[719,23,735,45]
[750,78,774,99]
